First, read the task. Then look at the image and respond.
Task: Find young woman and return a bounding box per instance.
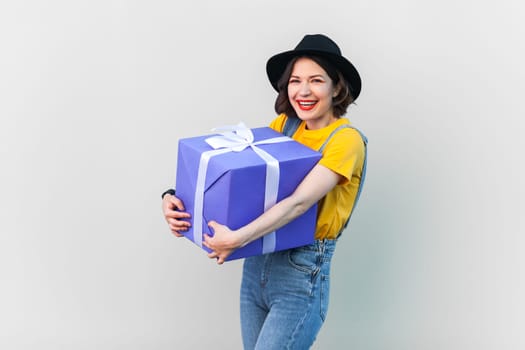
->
[162,34,366,349]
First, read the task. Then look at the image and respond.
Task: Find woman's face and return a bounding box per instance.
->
[287,57,337,129]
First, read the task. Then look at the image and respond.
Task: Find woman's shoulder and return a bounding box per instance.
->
[323,121,366,157]
[268,113,288,132]
[329,120,365,145]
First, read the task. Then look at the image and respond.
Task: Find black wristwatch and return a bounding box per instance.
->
[161,188,176,199]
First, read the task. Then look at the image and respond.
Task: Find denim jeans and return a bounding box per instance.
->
[240,239,337,349]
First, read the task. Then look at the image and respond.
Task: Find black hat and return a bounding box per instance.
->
[266,34,361,100]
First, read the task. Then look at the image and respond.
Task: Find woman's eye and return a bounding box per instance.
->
[312,78,324,83]
[289,79,300,84]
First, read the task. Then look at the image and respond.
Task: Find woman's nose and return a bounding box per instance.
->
[299,82,311,96]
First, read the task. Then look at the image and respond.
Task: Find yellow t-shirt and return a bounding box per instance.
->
[269,114,366,240]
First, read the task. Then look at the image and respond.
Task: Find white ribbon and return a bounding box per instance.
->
[193,122,292,254]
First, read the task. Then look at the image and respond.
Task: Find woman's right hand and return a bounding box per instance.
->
[162,194,191,237]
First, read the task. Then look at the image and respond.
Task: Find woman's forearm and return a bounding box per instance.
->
[235,195,312,247]
[234,163,341,248]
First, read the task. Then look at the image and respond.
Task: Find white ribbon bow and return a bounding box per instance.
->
[192,122,292,255]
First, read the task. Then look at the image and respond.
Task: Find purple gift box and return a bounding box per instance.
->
[175,124,321,261]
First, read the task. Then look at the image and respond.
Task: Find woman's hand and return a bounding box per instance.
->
[162,194,191,237]
[203,221,244,264]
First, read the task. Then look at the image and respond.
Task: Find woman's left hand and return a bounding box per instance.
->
[203,221,243,264]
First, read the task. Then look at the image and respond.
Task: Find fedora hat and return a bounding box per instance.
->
[266,34,361,100]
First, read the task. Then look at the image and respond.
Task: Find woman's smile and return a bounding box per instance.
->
[296,99,318,111]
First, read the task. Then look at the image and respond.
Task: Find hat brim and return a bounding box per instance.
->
[266,49,361,100]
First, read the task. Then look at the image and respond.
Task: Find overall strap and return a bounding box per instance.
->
[333,125,368,234]
[282,116,302,137]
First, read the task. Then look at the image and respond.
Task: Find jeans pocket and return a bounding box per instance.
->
[287,246,319,275]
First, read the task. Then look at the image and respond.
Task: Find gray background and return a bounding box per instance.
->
[1,0,524,349]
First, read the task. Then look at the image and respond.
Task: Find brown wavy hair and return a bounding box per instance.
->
[274,55,355,119]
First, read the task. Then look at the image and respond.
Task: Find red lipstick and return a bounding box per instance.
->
[296,100,317,111]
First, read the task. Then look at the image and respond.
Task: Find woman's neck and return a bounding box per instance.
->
[305,115,338,130]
